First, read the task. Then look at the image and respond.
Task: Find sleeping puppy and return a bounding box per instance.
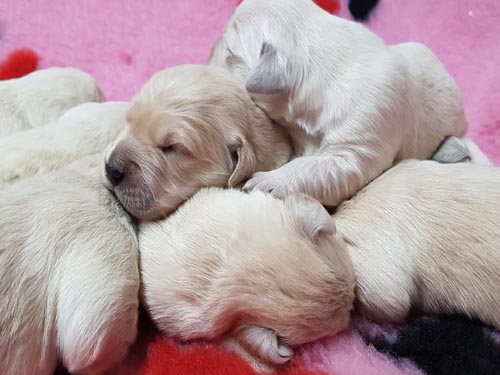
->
[0,67,105,137]
[139,188,355,367]
[0,101,128,189]
[335,160,500,326]
[0,156,140,375]
[140,160,500,367]
[103,64,292,220]
[209,0,468,205]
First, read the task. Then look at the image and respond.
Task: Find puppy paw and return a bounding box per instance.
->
[432,136,471,164]
[233,324,294,366]
[243,170,292,199]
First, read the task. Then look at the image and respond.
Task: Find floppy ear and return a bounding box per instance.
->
[245,43,291,95]
[228,136,256,188]
[285,194,336,243]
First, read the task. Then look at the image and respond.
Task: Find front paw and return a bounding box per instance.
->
[243,170,292,199]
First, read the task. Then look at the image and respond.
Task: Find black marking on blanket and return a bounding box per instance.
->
[348,0,380,22]
[362,315,500,375]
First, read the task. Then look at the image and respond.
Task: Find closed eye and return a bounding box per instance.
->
[161,146,175,154]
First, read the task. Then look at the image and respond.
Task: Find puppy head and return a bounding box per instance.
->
[103,65,272,220]
[209,0,324,123]
[139,189,355,365]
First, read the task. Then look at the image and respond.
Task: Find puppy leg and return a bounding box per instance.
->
[232,324,294,366]
[243,150,393,206]
[432,136,471,164]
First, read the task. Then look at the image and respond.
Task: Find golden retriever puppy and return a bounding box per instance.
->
[0,156,140,375]
[0,102,128,189]
[0,67,105,137]
[103,64,292,220]
[140,160,500,366]
[139,188,355,366]
[210,0,467,206]
[336,160,500,326]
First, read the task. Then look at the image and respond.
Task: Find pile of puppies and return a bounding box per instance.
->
[1,1,499,374]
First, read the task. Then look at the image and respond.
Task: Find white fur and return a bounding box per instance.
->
[0,158,140,375]
[0,67,105,137]
[0,101,128,189]
[210,0,467,206]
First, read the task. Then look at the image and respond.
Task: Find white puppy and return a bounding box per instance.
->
[210,0,468,206]
[0,102,128,189]
[0,67,105,137]
[139,188,355,366]
[0,157,140,375]
[140,160,500,366]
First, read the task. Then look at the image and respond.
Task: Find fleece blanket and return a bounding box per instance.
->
[1,1,500,374]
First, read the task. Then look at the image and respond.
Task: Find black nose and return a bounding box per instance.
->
[105,162,125,187]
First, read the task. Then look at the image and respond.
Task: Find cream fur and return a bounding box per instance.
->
[0,67,105,137]
[103,64,292,220]
[0,157,140,375]
[335,160,500,326]
[139,188,355,366]
[0,102,128,189]
[140,161,500,365]
[210,0,467,206]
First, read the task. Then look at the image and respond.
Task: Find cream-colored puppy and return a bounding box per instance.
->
[103,64,292,220]
[336,160,500,326]
[0,101,128,189]
[0,157,140,375]
[210,0,468,206]
[139,188,355,366]
[140,160,500,366]
[0,67,105,137]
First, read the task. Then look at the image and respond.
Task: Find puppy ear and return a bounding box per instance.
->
[245,43,291,95]
[228,136,256,188]
[285,194,336,243]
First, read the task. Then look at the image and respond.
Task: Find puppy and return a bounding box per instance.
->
[0,67,105,137]
[0,156,140,375]
[140,160,500,366]
[103,64,292,220]
[139,188,355,366]
[210,0,468,205]
[0,102,128,189]
[335,160,500,326]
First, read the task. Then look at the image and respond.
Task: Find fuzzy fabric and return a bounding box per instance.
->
[0,48,38,79]
[2,1,500,374]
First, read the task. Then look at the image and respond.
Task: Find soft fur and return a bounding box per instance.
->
[210,0,467,206]
[0,157,140,375]
[336,160,500,326]
[0,101,128,189]
[139,188,355,366]
[0,67,105,137]
[103,64,292,220]
[140,160,500,366]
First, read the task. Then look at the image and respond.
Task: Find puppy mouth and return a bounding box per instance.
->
[115,187,156,220]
